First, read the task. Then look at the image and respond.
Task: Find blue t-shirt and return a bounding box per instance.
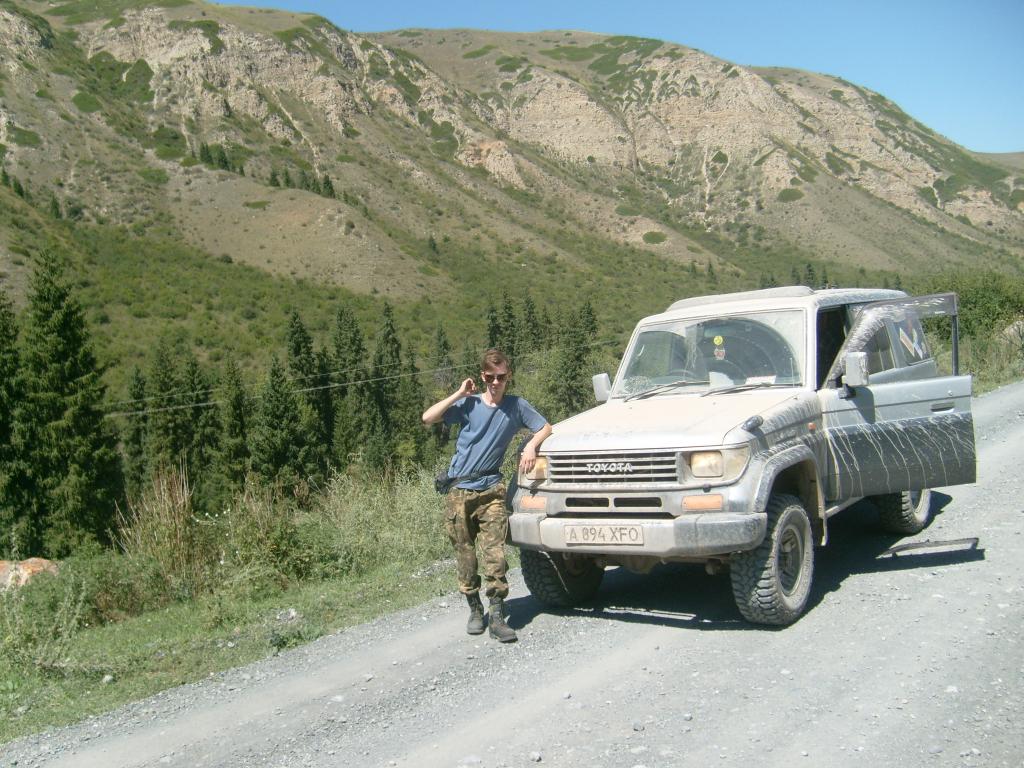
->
[443,394,547,491]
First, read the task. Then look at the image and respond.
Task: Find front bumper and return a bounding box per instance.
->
[510,508,767,558]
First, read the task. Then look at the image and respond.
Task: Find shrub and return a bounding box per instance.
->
[642,231,667,244]
[778,188,804,202]
[115,468,217,600]
[72,92,101,113]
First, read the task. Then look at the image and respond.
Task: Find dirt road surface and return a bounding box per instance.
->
[5,383,1024,768]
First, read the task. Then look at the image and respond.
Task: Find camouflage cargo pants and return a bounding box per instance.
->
[444,483,509,599]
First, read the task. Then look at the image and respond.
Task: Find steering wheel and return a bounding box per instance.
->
[667,368,702,380]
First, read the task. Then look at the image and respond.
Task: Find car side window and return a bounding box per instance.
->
[863,323,896,374]
[892,314,931,366]
[816,307,849,388]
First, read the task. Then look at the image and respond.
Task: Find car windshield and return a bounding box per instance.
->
[612,309,805,398]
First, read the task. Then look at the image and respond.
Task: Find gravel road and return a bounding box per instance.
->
[5,382,1024,768]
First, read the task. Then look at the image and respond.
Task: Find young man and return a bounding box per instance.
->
[422,348,551,642]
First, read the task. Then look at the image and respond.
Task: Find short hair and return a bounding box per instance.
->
[480,348,511,372]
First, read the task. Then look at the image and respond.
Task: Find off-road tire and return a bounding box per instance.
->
[520,549,604,607]
[730,493,814,626]
[874,489,932,535]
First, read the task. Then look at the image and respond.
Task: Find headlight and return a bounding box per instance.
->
[687,446,749,481]
[522,456,549,482]
[690,451,723,477]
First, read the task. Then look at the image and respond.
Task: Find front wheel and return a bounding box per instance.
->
[873,489,932,535]
[730,494,814,626]
[520,549,604,607]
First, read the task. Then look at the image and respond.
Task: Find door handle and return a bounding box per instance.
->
[930,401,954,412]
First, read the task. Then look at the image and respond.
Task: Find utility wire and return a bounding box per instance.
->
[102,335,629,419]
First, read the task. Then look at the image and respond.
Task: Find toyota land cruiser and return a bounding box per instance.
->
[511,287,976,625]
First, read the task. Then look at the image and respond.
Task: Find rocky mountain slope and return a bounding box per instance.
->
[1,0,1022,322]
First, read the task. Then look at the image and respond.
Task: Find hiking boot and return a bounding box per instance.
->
[488,596,517,643]
[466,592,485,635]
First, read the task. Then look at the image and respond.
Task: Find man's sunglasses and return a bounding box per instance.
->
[482,373,508,383]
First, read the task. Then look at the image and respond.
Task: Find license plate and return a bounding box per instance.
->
[563,524,644,546]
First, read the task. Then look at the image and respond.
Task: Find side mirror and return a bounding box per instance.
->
[842,351,869,389]
[592,373,611,403]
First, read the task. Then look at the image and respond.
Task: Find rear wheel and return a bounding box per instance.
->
[874,489,932,535]
[520,549,604,607]
[730,493,814,626]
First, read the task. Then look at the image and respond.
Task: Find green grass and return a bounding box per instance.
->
[642,231,667,244]
[45,0,190,25]
[8,127,41,147]
[0,468,463,743]
[778,188,805,202]
[243,200,270,210]
[168,20,225,55]
[72,91,101,113]
[136,168,168,185]
[918,185,939,208]
[462,45,495,59]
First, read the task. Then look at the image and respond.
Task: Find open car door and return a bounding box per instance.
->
[819,293,976,502]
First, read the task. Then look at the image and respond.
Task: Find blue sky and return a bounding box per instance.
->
[219,0,1022,153]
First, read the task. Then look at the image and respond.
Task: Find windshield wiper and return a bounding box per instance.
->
[701,381,794,397]
[625,378,710,401]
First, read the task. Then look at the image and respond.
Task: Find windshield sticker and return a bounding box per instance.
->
[714,347,726,360]
[713,335,724,345]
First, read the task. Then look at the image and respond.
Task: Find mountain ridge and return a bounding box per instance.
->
[0,0,1021,347]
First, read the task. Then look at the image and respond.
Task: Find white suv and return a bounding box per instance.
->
[511,287,977,625]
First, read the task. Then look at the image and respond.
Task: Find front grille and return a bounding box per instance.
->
[548,451,679,485]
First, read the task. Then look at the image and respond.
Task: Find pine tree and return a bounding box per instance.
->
[331,306,367,467]
[285,311,330,479]
[370,303,402,420]
[500,292,518,363]
[282,168,293,188]
[12,178,25,198]
[394,349,427,465]
[518,294,543,355]
[250,356,307,487]
[429,324,455,450]
[146,339,187,472]
[212,145,230,170]
[122,367,148,501]
[486,301,501,349]
[180,353,221,503]
[321,174,335,198]
[545,304,596,423]
[199,142,213,164]
[365,304,402,468]
[49,194,62,219]
[0,289,20,468]
[791,265,801,286]
[0,289,29,553]
[804,263,817,289]
[432,324,454,392]
[18,252,122,556]
[286,310,315,381]
[215,356,250,490]
[309,347,336,472]
[578,299,598,342]
[1,167,9,187]
[269,168,280,187]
